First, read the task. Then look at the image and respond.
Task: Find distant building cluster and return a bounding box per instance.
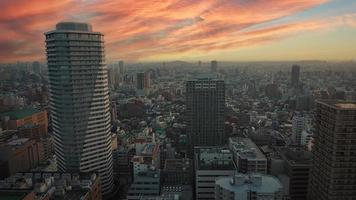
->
[0,172,101,200]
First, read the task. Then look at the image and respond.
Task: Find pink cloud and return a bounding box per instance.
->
[1,0,354,62]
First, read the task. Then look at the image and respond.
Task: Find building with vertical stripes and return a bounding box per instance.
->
[45,22,114,195]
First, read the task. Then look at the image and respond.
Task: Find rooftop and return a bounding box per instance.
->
[141,143,160,156]
[0,138,33,162]
[0,172,99,200]
[194,146,235,170]
[7,138,29,146]
[56,22,92,32]
[164,159,192,171]
[229,137,266,160]
[139,186,193,200]
[335,103,356,109]
[317,100,356,110]
[194,73,218,80]
[282,148,312,165]
[216,173,283,195]
[0,108,41,120]
[0,191,33,200]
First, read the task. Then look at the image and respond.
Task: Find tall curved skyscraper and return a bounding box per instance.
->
[45,22,114,194]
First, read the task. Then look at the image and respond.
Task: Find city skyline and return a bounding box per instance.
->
[1,0,356,63]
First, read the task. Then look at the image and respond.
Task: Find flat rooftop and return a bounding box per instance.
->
[164,159,191,171]
[0,191,32,200]
[334,103,356,109]
[317,100,356,110]
[56,22,92,31]
[0,172,98,200]
[229,137,266,160]
[282,148,312,165]
[194,146,235,170]
[141,143,159,156]
[0,108,41,120]
[216,174,283,194]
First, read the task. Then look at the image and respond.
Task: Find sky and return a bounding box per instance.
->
[0,0,356,63]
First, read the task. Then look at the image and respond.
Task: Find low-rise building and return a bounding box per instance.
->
[229,137,267,174]
[139,185,193,200]
[0,128,17,143]
[127,165,160,200]
[0,108,48,133]
[128,142,162,200]
[194,146,236,200]
[163,158,193,185]
[215,173,285,200]
[0,172,102,200]
[0,138,43,178]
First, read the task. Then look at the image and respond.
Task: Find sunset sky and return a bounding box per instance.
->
[1,0,356,63]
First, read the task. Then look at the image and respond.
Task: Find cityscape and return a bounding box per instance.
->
[1,1,356,200]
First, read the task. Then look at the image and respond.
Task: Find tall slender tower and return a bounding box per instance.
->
[292,112,305,145]
[45,22,114,194]
[211,60,218,73]
[186,76,225,149]
[291,65,300,87]
[308,100,356,199]
[144,71,151,90]
[136,72,145,90]
[118,60,124,74]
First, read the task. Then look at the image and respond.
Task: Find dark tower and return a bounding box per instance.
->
[291,65,300,87]
[186,76,225,150]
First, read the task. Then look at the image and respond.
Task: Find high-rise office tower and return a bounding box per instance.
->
[108,66,116,88]
[114,65,120,87]
[186,76,225,148]
[291,65,300,87]
[136,72,145,90]
[118,60,124,74]
[45,22,114,194]
[211,60,218,73]
[144,71,151,90]
[292,112,306,146]
[32,61,41,74]
[308,100,356,200]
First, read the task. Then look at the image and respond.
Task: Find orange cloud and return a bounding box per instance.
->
[0,0,77,61]
[1,0,354,62]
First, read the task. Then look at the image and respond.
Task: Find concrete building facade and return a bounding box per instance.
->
[229,137,267,174]
[45,22,114,194]
[194,146,236,200]
[0,108,48,133]
[308,100,356,200]
[0,138,43,179]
